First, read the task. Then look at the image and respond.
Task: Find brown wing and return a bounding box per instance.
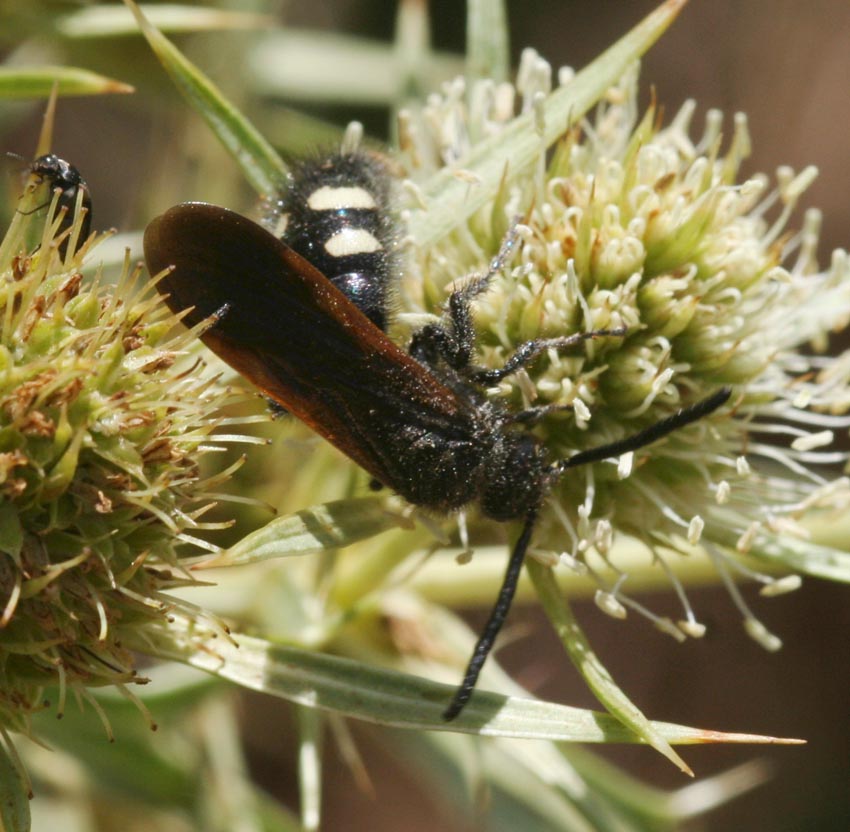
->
[144,203,480,489]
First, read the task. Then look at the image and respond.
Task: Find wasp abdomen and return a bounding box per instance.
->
[267,152,396,330]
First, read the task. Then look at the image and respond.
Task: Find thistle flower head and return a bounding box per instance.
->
[0,174,247,731]
[398,56,850,641]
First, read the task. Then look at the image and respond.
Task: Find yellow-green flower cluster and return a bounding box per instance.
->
[0,179,246,731]
[398,55,850,642]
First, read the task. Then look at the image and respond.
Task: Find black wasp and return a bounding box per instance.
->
[144,150,730,721]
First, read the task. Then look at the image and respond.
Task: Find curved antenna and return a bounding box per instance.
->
[554,387,732,475]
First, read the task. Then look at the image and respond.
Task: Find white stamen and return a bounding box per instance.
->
[595,590,627,619]
[572,397,591,426]
[743,618,783,651]
[557,66,575,86]
[687,515,704,545]
[792,388,812,409]
[454,510,471,564]
[577,504,591,545]
[760,575,803,597]
[341,120,363,154]
[790,430,833,451]
[736,521,761,554]
[594,519,613,555]
[678,620,707,638]
[558,551,588,574]
[514,369,537,402]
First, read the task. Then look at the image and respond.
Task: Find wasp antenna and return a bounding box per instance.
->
[554,387,732,476]
[443,507,539,721]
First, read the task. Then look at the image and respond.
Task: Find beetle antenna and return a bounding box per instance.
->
[443,506,538,721]
[553,387,732,476]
